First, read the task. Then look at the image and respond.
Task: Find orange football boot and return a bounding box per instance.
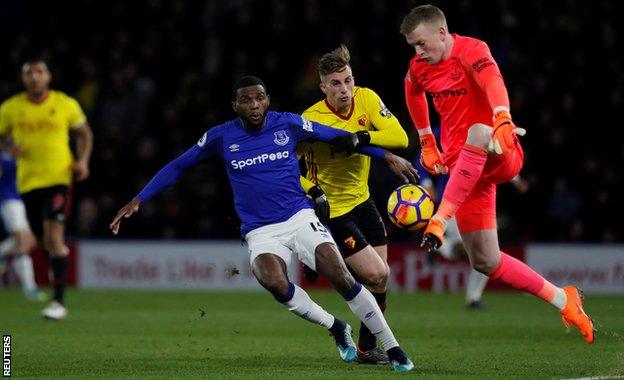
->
[560,286,595,344]
[421,218,446,253]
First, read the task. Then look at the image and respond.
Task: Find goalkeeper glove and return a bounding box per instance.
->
[419,133,448,175]
[332,131,371,155]
[489,109,526,154]
[307,185,330,226]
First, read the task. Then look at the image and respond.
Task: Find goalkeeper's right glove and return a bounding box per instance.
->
[489,109,527,155]
[419,133,448,175]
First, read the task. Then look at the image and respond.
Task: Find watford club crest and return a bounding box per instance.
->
[344,236,357,250]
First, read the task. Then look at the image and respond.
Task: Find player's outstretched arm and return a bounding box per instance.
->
[460,41,526,154]
[331,130,371,155]
[384,152,419,184]
[136,145,210,201]
[109,145,211,235]
[366,116,408,149]
[293,114,419,182]
[365,89,409,149]
[300,118,380,157]
[110,197,141,235]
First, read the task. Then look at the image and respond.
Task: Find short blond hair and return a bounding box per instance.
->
[400,5,447,35]
[318,44,351,78]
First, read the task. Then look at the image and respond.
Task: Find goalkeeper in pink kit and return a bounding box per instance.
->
[401,5,594,343]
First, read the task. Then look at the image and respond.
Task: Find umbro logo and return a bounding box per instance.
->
[229,144,240,152]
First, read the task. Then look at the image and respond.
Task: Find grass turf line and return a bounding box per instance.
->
[1,290,622,379]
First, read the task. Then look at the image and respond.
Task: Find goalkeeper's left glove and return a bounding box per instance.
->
[419,133,448,175]
[332,131,371,155]
[489,109,526,155]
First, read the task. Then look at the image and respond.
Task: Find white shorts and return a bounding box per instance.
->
[0,198,31,233]
[245,208,337,270]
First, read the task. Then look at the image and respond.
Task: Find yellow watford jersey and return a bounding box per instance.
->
[0,90,87,193]
[299,86,408,218]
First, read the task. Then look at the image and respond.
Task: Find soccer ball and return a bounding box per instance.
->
[387,184,434,230]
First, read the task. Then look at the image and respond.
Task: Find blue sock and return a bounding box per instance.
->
[342,282,362,302]
[273,282,295,303]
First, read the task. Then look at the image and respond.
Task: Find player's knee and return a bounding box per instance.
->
[379,264,390,288]
[471,258,497,274]
[466,123,491,148]
[15,231,36,253]
[16,240,35,254]
[258,274,289,296]
[45,242,69,258]
[253,270,288,297]
[42,239,53,254]
[363,266,388,288]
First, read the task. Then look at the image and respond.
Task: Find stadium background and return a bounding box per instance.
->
[0,0,621,243]
[1,2,623,378]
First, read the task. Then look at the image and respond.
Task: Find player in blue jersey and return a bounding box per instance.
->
[0,152,46,301]
[110,76,416,372]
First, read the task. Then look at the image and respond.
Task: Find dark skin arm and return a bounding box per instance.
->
[109,197,142,235]
[384,151,419,183]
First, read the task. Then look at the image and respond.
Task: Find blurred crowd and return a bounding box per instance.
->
[0,0,621,242]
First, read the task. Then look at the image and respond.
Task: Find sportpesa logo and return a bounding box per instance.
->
[230,151,290,169]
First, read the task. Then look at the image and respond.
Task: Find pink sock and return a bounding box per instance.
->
[489,252,554,302]
[436,144,488,221]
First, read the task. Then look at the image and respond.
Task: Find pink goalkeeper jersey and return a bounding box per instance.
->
[406,34,509,168]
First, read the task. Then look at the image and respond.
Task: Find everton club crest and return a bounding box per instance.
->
[274,130,290,146]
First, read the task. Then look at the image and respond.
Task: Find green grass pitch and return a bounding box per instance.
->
[1,289,623,379]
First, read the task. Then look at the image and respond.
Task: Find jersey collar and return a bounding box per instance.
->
[324,98,354,121]
[26,91,51,105]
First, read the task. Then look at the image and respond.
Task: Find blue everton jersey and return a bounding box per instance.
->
[136,110,386,236]
[0,153,20,201]
[198,111,327,235]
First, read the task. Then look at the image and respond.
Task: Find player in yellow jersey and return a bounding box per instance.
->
[298,45,410,364]
[0,57,93,320]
